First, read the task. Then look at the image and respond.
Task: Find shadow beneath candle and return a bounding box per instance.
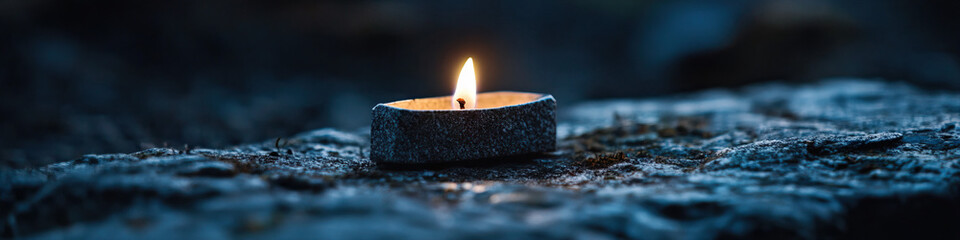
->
[374,152,560,171]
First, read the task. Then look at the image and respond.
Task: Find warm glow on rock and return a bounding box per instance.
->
[452,57,477,110]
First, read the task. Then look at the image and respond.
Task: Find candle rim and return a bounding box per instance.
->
[375,91,554,112]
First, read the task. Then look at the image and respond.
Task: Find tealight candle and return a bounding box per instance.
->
[371,58,557,164]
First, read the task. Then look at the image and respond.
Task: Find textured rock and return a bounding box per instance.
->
[2,79,960,239]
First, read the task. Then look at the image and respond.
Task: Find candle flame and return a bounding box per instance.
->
[452,57,477,110]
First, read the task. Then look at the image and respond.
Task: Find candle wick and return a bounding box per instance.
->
[457,98,466,109]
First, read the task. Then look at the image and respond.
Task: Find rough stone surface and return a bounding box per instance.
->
[3,79,960,239]
[371,93,557,163]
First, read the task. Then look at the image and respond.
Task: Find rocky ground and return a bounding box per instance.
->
[2,79,959,239]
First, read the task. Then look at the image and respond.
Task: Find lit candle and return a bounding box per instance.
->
[371,58,557,164]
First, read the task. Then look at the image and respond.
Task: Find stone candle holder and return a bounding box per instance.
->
[371,91,556,164]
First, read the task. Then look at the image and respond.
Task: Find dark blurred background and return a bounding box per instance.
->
[2,0,959,168]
